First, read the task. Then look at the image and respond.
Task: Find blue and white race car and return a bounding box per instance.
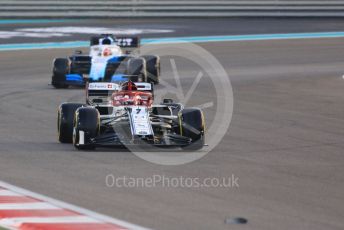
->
[51,34,160,88]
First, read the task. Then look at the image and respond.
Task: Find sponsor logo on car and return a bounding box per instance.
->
[88,83,119,90]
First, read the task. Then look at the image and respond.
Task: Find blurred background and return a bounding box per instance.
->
[0,0,344,18]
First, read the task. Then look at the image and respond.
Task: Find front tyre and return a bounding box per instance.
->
[178,108,205,150]
[142,55,160,84]
[73,107,100,150]
[127,58,147,82]
[57,103,84,143]
[52,58,69,89]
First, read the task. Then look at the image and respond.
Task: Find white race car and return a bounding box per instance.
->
[51,34,160,88]
[57,81,205,150]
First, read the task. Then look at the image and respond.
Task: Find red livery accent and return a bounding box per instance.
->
[0,196,39,204]
[0,210,79,218]
[20,223,126,230]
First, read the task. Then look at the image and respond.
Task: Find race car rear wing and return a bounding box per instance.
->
[115,36,140,54]
[87,82,152,93]
[86,82,153,105]
[90,35,140,54]
[135,82,153,93]
[87,82,119,105]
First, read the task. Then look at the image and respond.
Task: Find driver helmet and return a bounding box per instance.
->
[121,81,138,91]
[102,47,112,57]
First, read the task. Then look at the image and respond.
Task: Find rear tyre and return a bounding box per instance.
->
[52,58,69,89]
[57,103,84,143]
[90,36,101,46]
[127,58,147,82]
[178,108,205,150]
[73,107,99,150]
[142,55,160,84]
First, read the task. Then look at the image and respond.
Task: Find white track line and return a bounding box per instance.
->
[0,203,60,210]
[0,181,151,230]
[0,190,21,196]
[1,216,101,227]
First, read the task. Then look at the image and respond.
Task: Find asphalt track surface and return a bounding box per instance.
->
[0,19,344,230]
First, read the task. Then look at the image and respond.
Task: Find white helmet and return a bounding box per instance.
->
[102,45,122,57]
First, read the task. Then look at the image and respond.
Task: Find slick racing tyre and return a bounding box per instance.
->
[142,55,160,84]
[73,107,99,150]
[57,103,84,143]
[127,58,147,82]
[52,58,69,89]
[178,108,205,150]
[90,36,102,46]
